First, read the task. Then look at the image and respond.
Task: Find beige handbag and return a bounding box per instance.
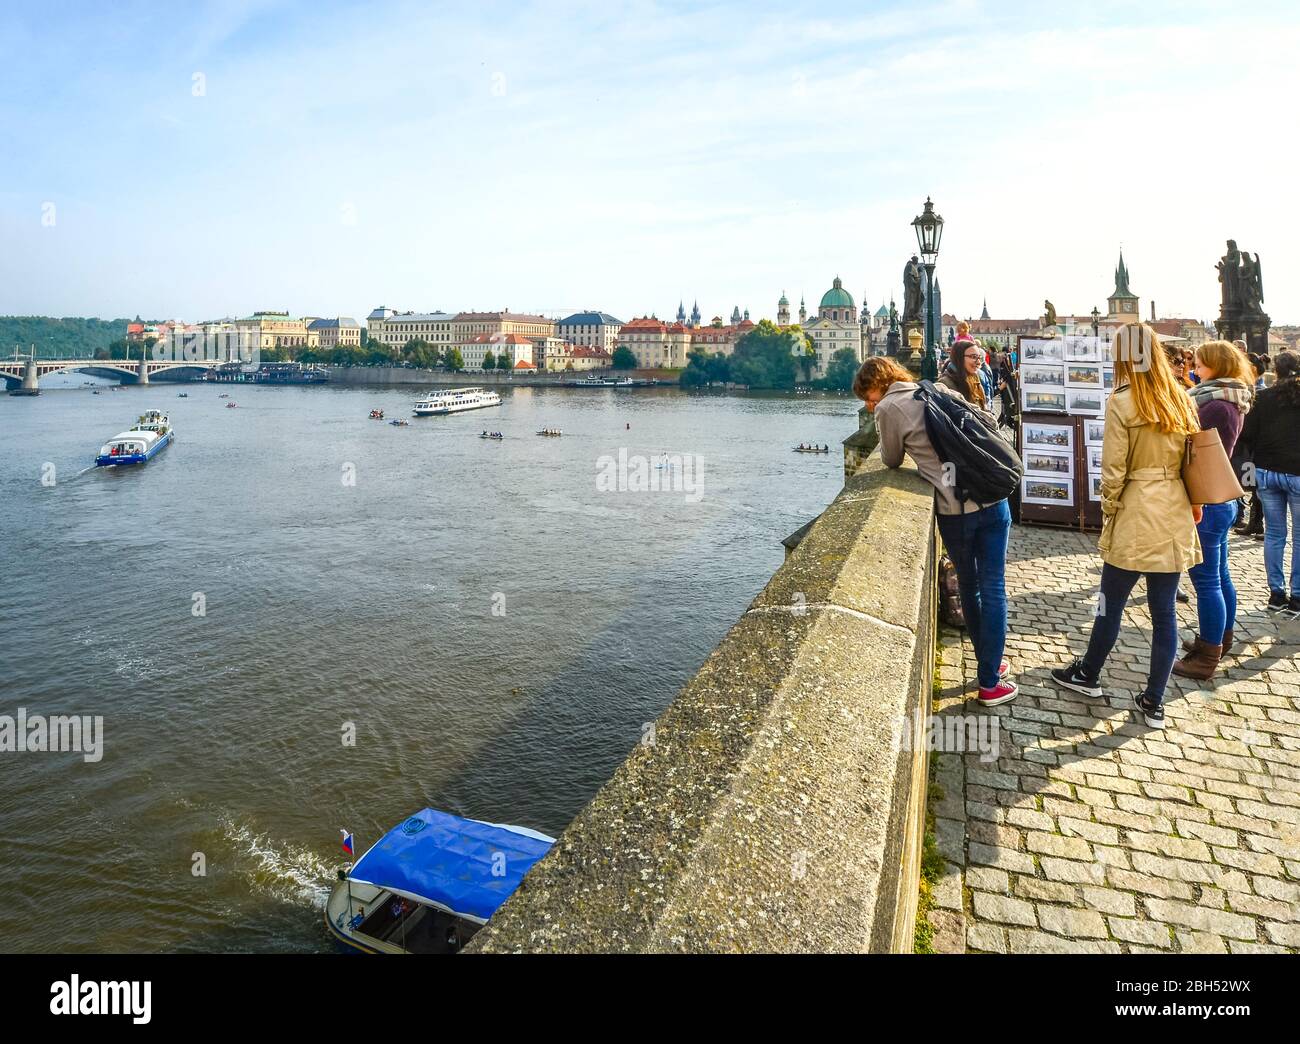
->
[1183,429,1245,505]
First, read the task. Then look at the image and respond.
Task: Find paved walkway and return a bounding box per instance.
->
[930,522,1300,954]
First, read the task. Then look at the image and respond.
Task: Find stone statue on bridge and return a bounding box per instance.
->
[902,255,923,325]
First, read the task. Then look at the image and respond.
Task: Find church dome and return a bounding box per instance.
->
[819,276,854,310]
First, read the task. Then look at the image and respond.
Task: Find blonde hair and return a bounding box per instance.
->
[852,357,913,401]
[1114,324,1199,436]
[957,320,971,335]
[1194,339,1255,386]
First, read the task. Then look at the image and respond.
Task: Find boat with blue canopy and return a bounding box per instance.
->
[324,808,554,953]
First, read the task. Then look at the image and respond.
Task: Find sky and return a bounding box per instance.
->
[2,0,1298,327]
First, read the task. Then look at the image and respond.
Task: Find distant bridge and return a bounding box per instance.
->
[0,358,215,392]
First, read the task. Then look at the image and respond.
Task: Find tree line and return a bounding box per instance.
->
[678,320,860,391]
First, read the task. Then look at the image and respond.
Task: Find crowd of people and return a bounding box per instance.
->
[852,323,1300,731]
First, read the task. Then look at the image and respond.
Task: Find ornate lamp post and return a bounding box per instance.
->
[911,197,944,381]
[1090,306,1100,339]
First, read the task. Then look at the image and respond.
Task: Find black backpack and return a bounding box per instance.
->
[914,379,1023,505]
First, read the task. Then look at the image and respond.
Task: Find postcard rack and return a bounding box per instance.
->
[1015,335,1111,532]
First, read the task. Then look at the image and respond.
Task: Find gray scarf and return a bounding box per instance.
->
[1188,377,1252,414]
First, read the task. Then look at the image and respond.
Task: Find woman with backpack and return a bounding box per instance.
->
[1172,341,1254,680]
[1051,325,1202,729]
[853,356,1017,707]
[1238,350,1300,614]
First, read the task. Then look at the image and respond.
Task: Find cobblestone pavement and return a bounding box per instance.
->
[930,522,1300,954]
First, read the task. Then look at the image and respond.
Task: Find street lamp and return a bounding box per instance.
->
[1090,306,1100,339]
[911,196,944,380]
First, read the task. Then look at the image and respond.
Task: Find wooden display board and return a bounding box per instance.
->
[1015,335,1112,532]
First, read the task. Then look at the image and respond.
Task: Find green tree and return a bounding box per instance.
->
[796,333,816,383]
[445,347,464,372]
[728,319,799,389]
[821,347,860,391]
[611,345,637,370]
[482,350,496,371]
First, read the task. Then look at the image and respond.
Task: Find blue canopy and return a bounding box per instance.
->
[348,809,554,924]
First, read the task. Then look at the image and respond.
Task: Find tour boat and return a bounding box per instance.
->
[325,808,554,954]
[412,387,502,416]
[94,410,174,467]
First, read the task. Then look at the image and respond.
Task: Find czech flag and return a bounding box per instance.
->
[340,829,354,855]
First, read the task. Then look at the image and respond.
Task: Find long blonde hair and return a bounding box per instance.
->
[1194,339,1255,386]
[1113,324,1199,436]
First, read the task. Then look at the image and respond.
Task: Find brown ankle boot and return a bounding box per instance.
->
[1172,638,1223,680]
[1183,629,1234,657]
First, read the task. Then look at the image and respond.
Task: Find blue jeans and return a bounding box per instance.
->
[1257,468,1300,593]
[1082,566,1180,705]
[936,500,1010,689]
[1188,501,1237,644]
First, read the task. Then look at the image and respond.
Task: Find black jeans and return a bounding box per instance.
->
[1081,565,1180,704]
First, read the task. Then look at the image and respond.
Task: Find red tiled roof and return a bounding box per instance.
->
[621,317,666,332]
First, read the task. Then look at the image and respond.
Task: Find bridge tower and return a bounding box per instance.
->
[18,358,40,395]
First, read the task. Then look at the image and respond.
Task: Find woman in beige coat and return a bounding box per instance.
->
[1051,325,1202,729]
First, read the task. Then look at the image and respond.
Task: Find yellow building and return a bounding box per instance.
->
[452,311,555,345]
[234,311,316,351]
[368,309,455,351]
[308,317,362,348]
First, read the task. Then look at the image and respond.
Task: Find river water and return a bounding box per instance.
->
[0,374,855,952]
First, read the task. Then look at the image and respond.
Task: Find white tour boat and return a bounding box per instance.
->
[94,410,174,467]
[412,387,502,416]
[325,808,554,954]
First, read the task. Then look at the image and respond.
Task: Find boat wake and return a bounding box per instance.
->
[218,815,333,910]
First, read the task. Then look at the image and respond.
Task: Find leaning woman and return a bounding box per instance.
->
[1172,341,1254,679]
[1051,325,1202,729]
[853,357,1016,706]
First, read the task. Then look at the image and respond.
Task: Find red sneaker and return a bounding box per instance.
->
[998,659,1010,679]
[978,679,1018,707]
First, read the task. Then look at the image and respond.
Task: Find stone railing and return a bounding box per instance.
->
[469,430,938,953]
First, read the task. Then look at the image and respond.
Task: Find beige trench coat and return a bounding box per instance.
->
[1097,385,1202,573]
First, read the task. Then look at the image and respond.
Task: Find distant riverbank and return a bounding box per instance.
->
[327,365,678,388]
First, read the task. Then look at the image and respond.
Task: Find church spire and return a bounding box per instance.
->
[1113,250,1134,297]
[980,297,989,320]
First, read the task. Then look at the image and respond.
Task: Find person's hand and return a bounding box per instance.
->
[1192,504,1203,524]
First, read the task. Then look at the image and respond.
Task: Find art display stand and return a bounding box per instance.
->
[1014,334,1111,534]
[1016,414,1103,531]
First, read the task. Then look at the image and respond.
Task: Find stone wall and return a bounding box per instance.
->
[469,446,938,953]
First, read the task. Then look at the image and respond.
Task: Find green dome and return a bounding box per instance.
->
[819,276,854,310]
